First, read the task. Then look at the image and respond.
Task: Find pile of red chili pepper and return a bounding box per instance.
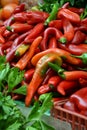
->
[0,2,87,116]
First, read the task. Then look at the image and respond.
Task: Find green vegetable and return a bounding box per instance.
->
[0,92,54,130]
[80,8,87,19]
[44,3,60,25]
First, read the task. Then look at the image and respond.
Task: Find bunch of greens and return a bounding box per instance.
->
[38,0,87,13]
[0,55,26,96]
[0,92,54,130]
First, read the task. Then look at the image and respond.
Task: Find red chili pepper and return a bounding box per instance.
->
[63,71,87,80]
[58,43,87,55]
[6,30,31,62]
[31,48,82,66]
[61,2,69,9]
[57,8,80,23]
[8,33,19,41]
[0,26,6,35]
[38,76,61,95]
[40,27,63,51]
[24,68,35,82]
[5,23,33,36]
[0,34,5,44]
[15,36,42,70]
[57,80,78,95]
[13,3,25,14]
[0,41,13,55]
[48,20,63,30]
[75,24,87,32]
[48,37,57,48]
[26,11,49,24]
[81,18,87,25]
[59,18,74,43]
[24,23,44,44]
[70,87,87,111]
[68,7,84,15]
[71,30,86,44]
[4,12,27,26]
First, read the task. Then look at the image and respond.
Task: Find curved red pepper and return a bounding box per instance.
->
[68,7,84,15]
[48,37,58,48]
[13,3,25,14]
[40,27,63,51]
[57,8,80,23]
[59,18,74,43]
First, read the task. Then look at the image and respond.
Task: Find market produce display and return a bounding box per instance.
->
[0,0,87,129]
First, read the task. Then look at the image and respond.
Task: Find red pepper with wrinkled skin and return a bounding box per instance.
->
[57,8,80,23]
[48,20,63,30]
[59,18,74,43]
[74,24,87,32]
[24,23,44,44]
[40,27,63,51]
[48,37,58,48]
[0,26,6,35]
[24,68,35,82]
[71,30,86,44]
[57,80,78,95]
[70,87,87,111]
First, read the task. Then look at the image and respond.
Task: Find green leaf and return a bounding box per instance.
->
[8,67,24,92]
[6,121,21,130]
[0,63,10,81]
[26,126,38,130]
[28,93,53,121]
[13,85,27,95]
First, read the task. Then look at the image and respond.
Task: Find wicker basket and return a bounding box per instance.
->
[51,99,87,130]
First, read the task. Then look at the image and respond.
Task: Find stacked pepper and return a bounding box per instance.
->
[0,2,87,117]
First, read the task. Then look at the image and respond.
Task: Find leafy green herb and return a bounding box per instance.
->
[13,85,27,95]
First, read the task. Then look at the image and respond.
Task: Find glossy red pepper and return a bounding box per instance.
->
[57,8,80,23]
[79,78,87,87]
[38,76,61,95]
[24,68,35,82]
[0,34,5,44]
[57,80,78,95]
[48,37,58,48]
[24,23,44,44]
[13,3,25,14]
[4,12,27,26]
[26,11,49,24]
[70,87,87,111]
[48,20,63,30]
[40,27,63,51]
[59,18,74,43]
[0,26,6,35]
[71,30,86,44]
[8,33,19,41]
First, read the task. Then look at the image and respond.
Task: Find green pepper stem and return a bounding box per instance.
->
[71,53,87,65]
[48,62,65,79]
[58,37,67,44]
